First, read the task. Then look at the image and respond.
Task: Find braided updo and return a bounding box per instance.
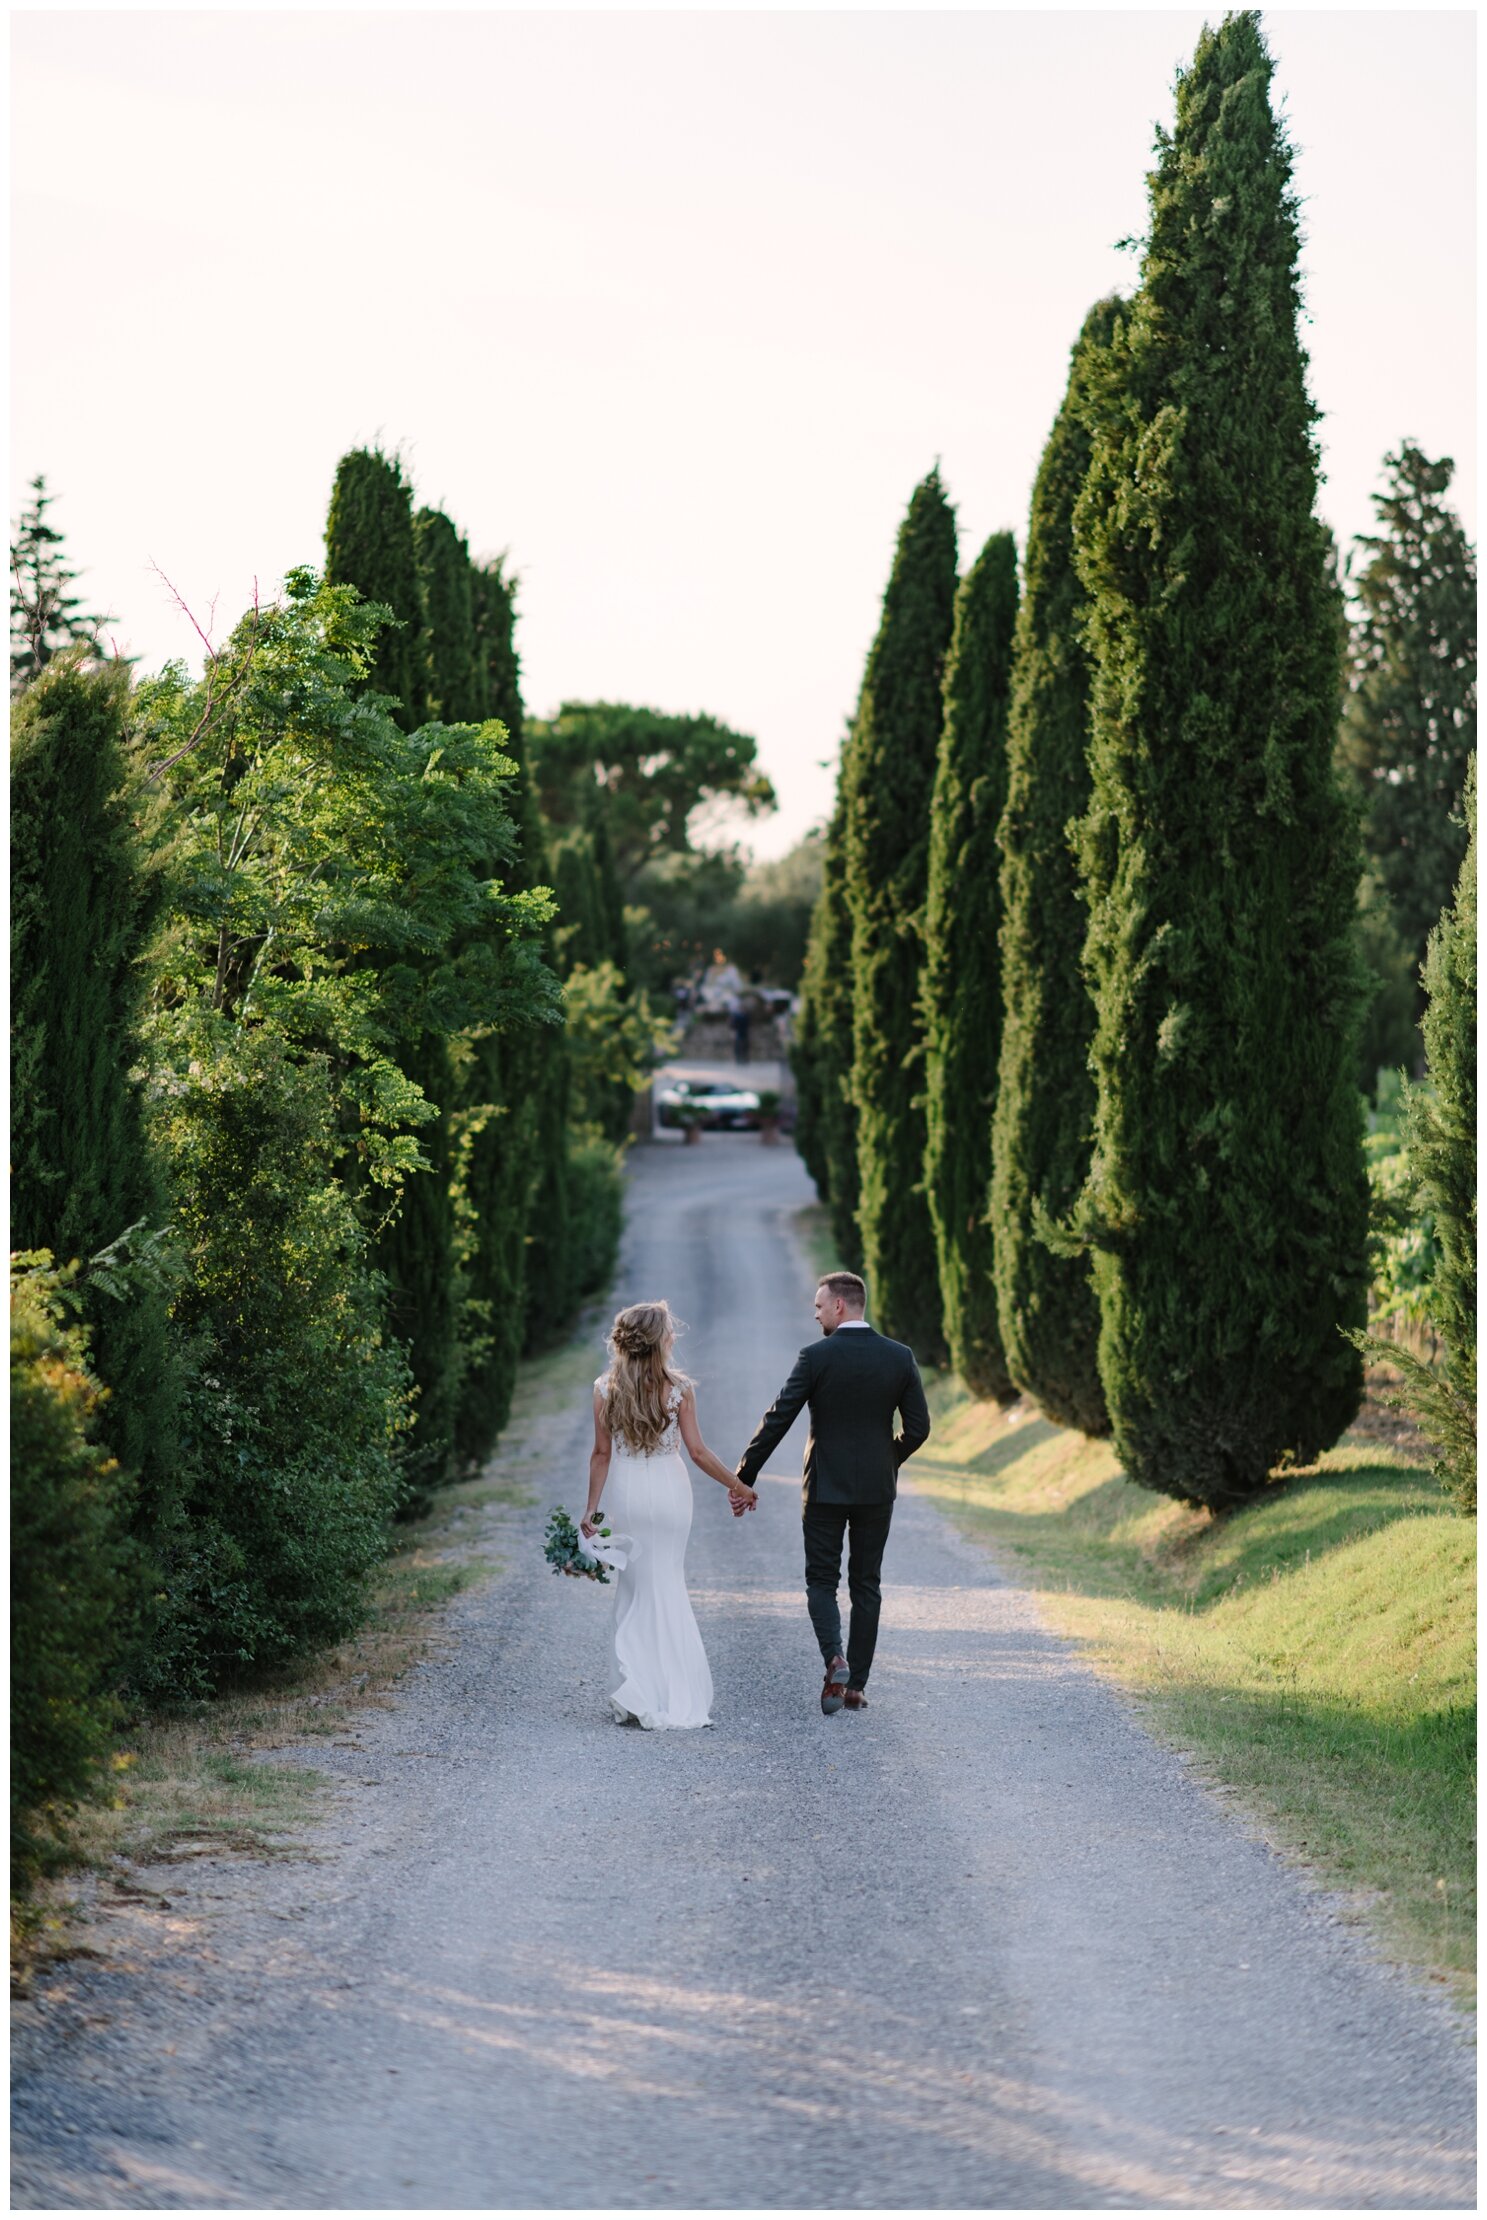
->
[602,1300,694,1453]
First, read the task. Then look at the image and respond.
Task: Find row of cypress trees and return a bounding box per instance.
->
[795,11,1473,1513]
[11,453,639,1878]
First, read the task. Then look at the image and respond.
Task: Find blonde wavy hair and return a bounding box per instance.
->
[602,1300,694,1453]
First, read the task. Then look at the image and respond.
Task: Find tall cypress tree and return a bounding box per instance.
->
[1071,13,1369,1509]
[923,532,1019,1398]
[325,449,429,727]
[845,470,958,1350]
[416,508,481,722]
[990,301,1120,1438]
[1339,444,1477,1074]
[10,656,181,1562]
[457,557,555,1449]
[796,788,863,1269]
[790,875,833,1206]
[469,559,575,1364]
[326,451,457,1496]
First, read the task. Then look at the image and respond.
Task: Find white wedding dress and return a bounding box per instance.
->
[595,1379,714,1731]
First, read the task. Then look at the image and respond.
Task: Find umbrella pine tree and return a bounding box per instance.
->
[923,532,1019,1397]
[990,301,1119,1437]
[1071,13,1369,1507]
[845,470,958,1352]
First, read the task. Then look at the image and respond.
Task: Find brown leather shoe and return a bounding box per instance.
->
[820,1656,849,1714]
[843,1687,868,1711]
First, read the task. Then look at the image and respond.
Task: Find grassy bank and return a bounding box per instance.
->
[796,1204,1475,2002]
[912,1377,1475,2001]
[13,1335,593,1983]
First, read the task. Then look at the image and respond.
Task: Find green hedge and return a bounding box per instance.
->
[11,1258,132,1889]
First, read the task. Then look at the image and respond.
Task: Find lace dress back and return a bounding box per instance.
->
[602,1377,684,1461]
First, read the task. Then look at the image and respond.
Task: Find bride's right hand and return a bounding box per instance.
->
[728,1485,757,1517]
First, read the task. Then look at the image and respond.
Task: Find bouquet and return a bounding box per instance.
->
[544,1506,614,1583]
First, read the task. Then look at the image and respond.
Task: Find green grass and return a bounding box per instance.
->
[910,1376,1476,2003]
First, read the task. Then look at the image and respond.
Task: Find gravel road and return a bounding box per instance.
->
[12,1137,1474,2208]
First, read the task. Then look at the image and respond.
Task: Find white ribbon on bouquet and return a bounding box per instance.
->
[576,1523,638,1577]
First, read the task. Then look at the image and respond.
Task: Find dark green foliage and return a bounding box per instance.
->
[10,656,182,1552]
[378,1038,462,1502]
[144,1031,410,1694]
[564,1130,626,1309]
[471,558,525,754]
[324,448,428,728]
[1339,445,1477,1077]
[11,1258,131,1890]
[991,303,1119,1438]
[521,1039,577,1348]
[416,517,519,1471]
[1353,864,1422,1085]
[732,834,822,987]
[551,828,611,975]
[790,896,831,1203]
[416,507,481,723]
[588,797,629,974]
[457,558,551,1459]
[10,475,117,695]
[1071,14,1369,1508]
[924,532,1019,1398]
[327,457,459,1489]
[844,469,958,1353]
[1353,759,1476,1512]
[792,787,862,1268]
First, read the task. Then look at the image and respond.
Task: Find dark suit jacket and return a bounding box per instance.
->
[736,1325,930,1506]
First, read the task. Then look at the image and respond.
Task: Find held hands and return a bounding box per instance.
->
[728,1479,757,1518]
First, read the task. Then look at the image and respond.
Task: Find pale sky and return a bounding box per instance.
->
[11,8,1477,859]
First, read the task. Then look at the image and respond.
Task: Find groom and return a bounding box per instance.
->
[734,1271,930,1714]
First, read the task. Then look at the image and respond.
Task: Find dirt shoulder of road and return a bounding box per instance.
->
[11,1332,597,2002]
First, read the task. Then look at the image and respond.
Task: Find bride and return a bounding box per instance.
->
[581,1301,757,1730]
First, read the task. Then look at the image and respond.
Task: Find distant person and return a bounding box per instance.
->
[730,993,751,1064]
[702,949,743,1012]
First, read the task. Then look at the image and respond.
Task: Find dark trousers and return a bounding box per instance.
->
[802,1498,894,1690]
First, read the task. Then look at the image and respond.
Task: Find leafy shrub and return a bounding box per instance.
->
[1351,759,1475,1513]
[1362,1071,1438,1337]
[141,1028,411,1698]
[11,1257,132,1889]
